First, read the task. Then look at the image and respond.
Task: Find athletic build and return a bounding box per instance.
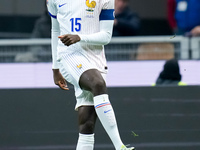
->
[47,0,135,149]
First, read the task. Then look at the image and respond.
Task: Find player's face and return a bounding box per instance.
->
[115,0,128,15]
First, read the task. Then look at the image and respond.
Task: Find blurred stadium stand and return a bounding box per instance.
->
[0,36,197,63]
[0,16,37,39]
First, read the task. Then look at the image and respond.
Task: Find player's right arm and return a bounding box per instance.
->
[47,0,59,69]
[47,0,69,90]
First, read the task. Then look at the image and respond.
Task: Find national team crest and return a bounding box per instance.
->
[86,0,96,12]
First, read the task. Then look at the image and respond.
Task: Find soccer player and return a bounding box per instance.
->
[47,0,135,149]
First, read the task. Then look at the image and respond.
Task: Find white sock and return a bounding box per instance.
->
[76,133,94,150]
[94,94,124,150]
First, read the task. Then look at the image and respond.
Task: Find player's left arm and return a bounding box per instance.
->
[79,0,115,45]
[78,20,114,45]
[58,19,114,46]
[59,0,114,46]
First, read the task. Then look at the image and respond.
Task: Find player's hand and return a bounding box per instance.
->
[190,26,200,37]
[53,69,69,90]
[58,34,81,46]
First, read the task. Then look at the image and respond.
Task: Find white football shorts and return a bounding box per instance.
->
[58,51,107,111]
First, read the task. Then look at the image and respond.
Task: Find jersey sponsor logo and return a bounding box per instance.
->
[86,0,96,12]
[59,3,67,7]
[77,64,82,69]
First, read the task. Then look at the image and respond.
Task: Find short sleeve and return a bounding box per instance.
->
[47,0,57,19]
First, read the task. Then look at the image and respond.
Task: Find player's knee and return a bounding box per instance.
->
[79,120,95,134]
[91,79,106,95]
[93,79,106,89]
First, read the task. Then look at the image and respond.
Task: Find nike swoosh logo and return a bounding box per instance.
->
[59,3,67,7]
[104,109,112,113]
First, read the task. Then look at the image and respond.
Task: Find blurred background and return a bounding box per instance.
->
[0,0,200,150]
[0,0,171,37]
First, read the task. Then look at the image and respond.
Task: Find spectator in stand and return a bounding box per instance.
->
[167,0,177,33]
[190,25,200,36]
[153,59,186,86]
[113,0,140,36]
[167,0,200,36]
[31,8,51,38]
[15,7,51,62]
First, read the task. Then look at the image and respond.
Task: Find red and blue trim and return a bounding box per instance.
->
[95,102,111,109]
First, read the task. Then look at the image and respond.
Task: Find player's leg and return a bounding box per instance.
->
[76,106,97,150]
[79,69,107,96]
[58,53,134,150]
[79,69,134,150]
[78,106,97,134]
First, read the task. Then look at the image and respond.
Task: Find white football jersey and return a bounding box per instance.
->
[47,0,114,72]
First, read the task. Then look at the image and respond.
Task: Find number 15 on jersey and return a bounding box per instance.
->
[70,18,81,32]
